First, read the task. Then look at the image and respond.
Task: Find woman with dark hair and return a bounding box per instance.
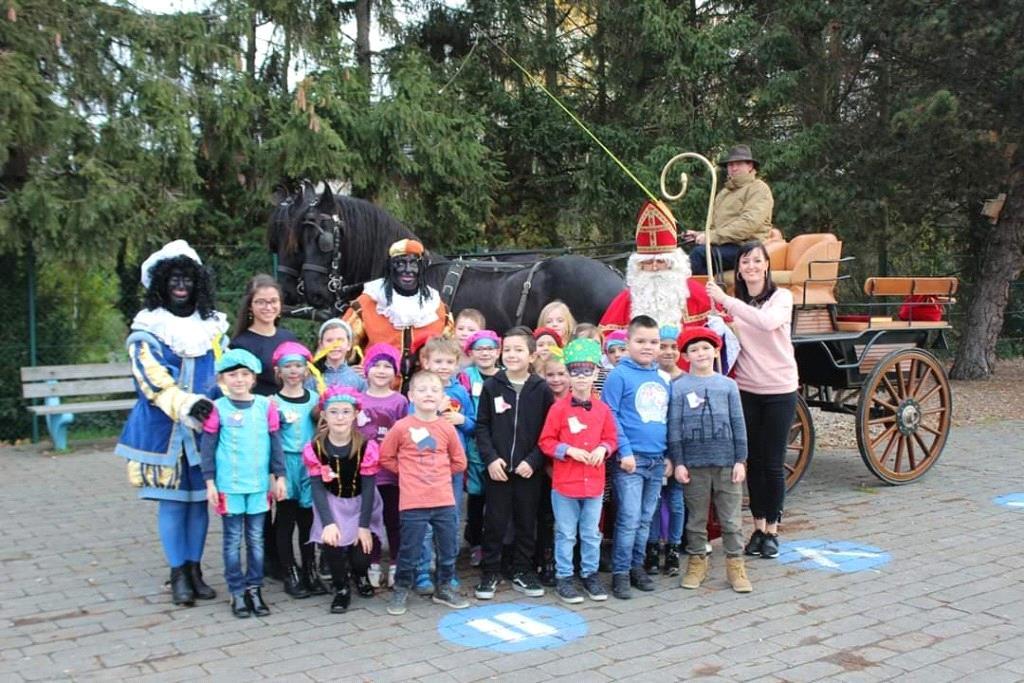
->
[230,274,298,397]
[705,240,798,560]
[116,241,228,606]
[229,273,299,582]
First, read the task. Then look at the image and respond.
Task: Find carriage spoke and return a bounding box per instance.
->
[918,422,943,437]
[903,359,918,398]
[893,436,905,473]
[876,429,900,468]
[915,380,943,406]
[920,407,948,416]
[872,396,900,414]
[784,462,795,474]
[881,375,902,403]
[870,423,898,450]
[912,431,933,464]
[868,414,897,426]
[905,435,916,472]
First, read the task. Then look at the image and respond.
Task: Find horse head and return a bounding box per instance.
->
[268,181,319,305]
[297,185,349,311]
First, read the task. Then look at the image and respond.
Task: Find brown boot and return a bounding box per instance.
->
[680,554,708,590]
[726,556,752,593]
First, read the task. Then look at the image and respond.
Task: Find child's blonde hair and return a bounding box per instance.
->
[422,336,461,361]
[455,308,486,328]
[409,369,445,391]
[538,300,577,339]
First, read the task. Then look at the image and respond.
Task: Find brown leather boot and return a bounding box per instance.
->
[726,556,753,593]
[680,554,708,590]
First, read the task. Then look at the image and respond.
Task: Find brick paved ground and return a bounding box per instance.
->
[2,420,1023,681]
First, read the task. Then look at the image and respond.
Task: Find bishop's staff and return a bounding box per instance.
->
[659,152,718,280]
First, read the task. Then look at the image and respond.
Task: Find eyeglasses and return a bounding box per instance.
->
[567,365,597,378]
[253,299,280,308]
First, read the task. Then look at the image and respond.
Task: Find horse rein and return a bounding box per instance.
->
[298,212,347,312]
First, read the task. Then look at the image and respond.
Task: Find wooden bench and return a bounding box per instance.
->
[21,363,136,450]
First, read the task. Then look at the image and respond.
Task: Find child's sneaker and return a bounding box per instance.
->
[387,564,397,588]
[470,545,483,567]
[432,585,470,609]
[367,563,382,588]
[581,573,608,601]
[511,572,545,598]
[474,573,500,600]
[761,534,780,559]
[555,578,583,604]
[726,557,752,593]
[387,587,409,615]
[663,544,681,576]
[611,572,631,600]
[414,572,435,596]
[643,542,661,574]
[629,566,655,592]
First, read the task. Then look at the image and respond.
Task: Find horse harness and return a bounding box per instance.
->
[438,259,542,327]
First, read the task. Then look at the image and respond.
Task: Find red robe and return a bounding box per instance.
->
[598,279,712,332]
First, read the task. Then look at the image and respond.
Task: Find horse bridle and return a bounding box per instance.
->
[298,211,346,312]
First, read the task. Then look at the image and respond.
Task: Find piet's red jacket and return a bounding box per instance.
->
[539,394,618,499]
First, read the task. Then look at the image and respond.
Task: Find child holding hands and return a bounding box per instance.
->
[201,349,287,618]
[668,328,751,593]
[539,338,617,603]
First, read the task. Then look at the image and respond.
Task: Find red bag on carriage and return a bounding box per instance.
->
[898,295,943,322]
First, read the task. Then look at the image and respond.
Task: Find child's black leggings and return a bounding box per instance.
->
[464,493,485,547]
[275,500,314,570]
[322,541,374,588]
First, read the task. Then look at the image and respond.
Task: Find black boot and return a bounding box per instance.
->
[231,593,251,618]
[244,586,270,617]
[354,572,375,598]
[663,544,681,577]
[644,543,661,575]
[284,565,311,599]
[185,561,216,600]
[331,578,352,614]
[169,565,195,606]
[303,565,328,596]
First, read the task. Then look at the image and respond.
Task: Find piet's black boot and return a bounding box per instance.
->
[185,561,216,600]
[169,565,195,606]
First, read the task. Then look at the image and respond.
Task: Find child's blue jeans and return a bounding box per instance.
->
[416,472,463,579]
[222,512,265,596]
[612,453,664,573]
[395,506,458,590]
[551,491,602,579]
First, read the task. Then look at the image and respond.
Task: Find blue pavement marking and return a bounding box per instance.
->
[438,602,588,653]
[993,493,1024,509]
[777,538,891,573]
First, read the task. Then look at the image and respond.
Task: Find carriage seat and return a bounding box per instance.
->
[720,232,842,305]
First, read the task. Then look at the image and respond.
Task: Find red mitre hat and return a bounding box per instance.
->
[635,200,678,254]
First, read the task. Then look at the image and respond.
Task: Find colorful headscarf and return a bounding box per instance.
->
[464,329,500,355]
[318,385,362,412]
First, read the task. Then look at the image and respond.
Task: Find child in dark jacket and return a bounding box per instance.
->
[474,326,554,600]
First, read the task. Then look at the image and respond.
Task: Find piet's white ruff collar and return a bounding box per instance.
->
[362,278,441,328]
[132,308,229,358]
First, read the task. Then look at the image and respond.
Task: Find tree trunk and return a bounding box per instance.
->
[950,160,1024,379]
[355,0,372,87]
[544,0,558,94]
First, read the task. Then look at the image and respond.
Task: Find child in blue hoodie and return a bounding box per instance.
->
[601,315,671,600]
[413,336,476,593]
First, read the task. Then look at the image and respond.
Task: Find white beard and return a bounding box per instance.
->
[626,249,691,328]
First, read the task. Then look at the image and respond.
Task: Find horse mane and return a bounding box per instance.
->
[333,195,419,284]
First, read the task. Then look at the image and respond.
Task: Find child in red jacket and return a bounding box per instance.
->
[539,338,618,604]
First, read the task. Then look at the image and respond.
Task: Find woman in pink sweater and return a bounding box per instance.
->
[706,241,798,560]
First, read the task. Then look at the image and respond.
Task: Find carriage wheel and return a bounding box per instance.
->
[856,348,952,484]
[785,394,815,493]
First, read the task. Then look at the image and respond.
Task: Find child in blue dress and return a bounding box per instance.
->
[271,340,326,599]
[201,348,287,618]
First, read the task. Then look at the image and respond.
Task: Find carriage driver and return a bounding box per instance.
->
[684,145,774,275]
[342,239,453,390]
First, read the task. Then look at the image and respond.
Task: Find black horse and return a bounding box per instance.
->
[269,184,626,333]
